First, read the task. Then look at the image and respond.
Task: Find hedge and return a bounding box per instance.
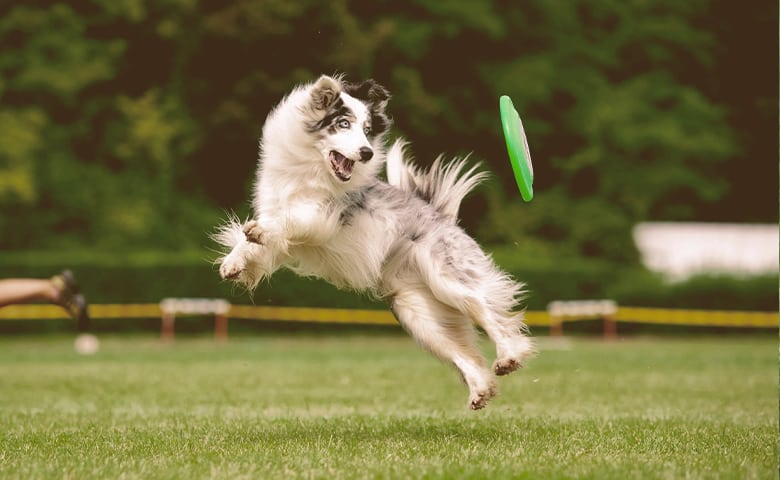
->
[0,249,776,312]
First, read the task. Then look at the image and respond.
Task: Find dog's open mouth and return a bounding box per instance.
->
[329,151,355,182]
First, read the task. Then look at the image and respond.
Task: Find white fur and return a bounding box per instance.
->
[215,75,534,410]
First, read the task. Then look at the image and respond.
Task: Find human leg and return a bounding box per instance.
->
[0,278,59,307]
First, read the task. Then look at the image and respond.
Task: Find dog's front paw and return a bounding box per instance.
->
[219,253,246,280]
[243,220,264,244]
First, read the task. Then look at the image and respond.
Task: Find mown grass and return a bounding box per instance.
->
[0,334,776,479]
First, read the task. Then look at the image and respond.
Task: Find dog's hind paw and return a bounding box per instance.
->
[493,337,535,376]
[493,358,522,376]
[468,382,497,410]
[243,220,264,244]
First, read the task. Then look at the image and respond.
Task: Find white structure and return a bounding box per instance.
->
[159,298,231,316]
[159,298,231,342]
[633,222,779,281]
[547,300,618,318]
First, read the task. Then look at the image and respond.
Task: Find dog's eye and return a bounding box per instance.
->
[337,119,350,129]
[363,126,371,135]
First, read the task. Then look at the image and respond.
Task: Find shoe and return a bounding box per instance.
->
[51,270,91,333]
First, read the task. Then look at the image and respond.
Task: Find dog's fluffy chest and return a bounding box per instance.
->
[285,189,400,291]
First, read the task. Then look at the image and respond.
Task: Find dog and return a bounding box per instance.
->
[215,75,534,410]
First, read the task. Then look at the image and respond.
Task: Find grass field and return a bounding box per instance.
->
[0,333,777,479]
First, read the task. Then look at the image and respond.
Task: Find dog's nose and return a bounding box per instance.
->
[359,147,374,162]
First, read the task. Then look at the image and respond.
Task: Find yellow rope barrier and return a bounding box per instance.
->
[0,304,162,320]
[615,307,777,328]
[0,303,775,328]
[228,305,397,325]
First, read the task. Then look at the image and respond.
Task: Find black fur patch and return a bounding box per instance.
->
[339,183,377,225]
[408,230,424,242]
[306,96,354,134]
[343,79,392,137]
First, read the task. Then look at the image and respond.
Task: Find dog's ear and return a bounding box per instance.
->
[310,75,341,111]
[343,79,391,109]
[344,79,392,136]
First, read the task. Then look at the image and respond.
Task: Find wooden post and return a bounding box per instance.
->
[551,315,563,337]
[603,314,616,340]
[161,312,175,343]
[214,314,228,343]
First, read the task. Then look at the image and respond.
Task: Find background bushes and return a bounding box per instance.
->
[1,249,774,312]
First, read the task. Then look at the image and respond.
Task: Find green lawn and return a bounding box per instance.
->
[0,333,776,479]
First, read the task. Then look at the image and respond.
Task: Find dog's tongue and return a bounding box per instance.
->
[330,151,354,181]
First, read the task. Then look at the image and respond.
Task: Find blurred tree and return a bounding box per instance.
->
[353,0,739,260]
[0,0,771,265]
[0,108,46,205]
[687,0,778,223]
[0,1,215,249]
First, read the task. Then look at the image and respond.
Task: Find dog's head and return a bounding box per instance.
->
[305,75,391,184]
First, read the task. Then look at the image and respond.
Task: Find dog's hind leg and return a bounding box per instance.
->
[390,285,496,410]
[419,266,534,376]
[471,307,535,376]
[413,237,534,376]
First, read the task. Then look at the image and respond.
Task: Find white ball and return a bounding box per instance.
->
[74,333,100,355]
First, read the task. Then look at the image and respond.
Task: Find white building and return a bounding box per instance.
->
[633,222,779,281]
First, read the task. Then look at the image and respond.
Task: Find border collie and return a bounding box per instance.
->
[215,75,534,409]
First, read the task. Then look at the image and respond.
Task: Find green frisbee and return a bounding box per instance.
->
[500,95,534,202]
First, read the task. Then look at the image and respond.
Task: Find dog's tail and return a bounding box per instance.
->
[386,139,488,220]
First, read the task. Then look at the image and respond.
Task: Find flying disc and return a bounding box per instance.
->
[500,95,534,202]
